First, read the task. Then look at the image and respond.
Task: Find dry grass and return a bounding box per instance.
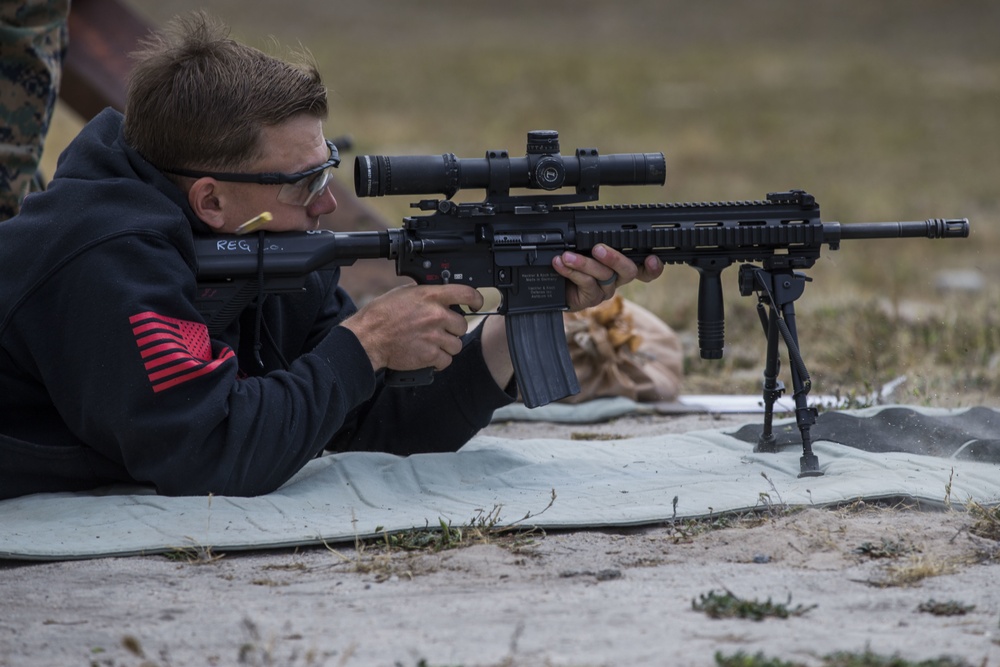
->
[873,554,960,588]
[968,499,1000,541]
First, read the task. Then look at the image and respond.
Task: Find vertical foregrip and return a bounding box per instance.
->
[695,266,726,359]
[505,311,581,408]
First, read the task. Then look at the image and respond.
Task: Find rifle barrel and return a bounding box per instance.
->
[833,218,969,241]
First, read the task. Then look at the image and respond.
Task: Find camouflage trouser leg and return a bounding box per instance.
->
[0,0,70,221]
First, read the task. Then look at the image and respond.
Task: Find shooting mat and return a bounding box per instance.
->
[1,403,997,561]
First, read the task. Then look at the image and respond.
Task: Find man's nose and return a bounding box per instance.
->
[308,185,337,216]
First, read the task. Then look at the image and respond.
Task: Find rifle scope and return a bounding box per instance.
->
[354,130,665,199]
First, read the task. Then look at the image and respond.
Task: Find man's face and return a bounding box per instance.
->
[194,115,339,234]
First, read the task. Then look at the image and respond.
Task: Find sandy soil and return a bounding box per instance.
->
[2,413,998,667]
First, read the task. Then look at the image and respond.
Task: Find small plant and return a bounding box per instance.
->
[162,542,224,564]
[967,500,1000,541]
[822,649,976,666]
[377,490,556,554]
[715,649,979,667]
[917,599,975,616]
[381,517,466,552]
[756,472,794,518]
[692,589,816,621]
[665,507,772,544]
[325,491,557,581]
[853,537,919,559]
[715,651,806,667]
[866,555,958,588]
[943,468,954,509]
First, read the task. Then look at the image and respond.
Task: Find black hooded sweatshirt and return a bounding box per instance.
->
[0,109,513,499]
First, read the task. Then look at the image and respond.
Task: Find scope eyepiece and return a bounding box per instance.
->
[354,130,665,200]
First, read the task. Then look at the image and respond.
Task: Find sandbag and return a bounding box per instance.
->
[561,296,683,404]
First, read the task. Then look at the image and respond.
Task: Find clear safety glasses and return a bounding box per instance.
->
[162,139,340,207]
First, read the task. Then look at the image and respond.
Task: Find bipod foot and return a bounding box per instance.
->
[798,453,823,478]
[754,432,778,454]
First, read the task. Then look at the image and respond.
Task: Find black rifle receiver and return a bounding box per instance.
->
[194,130,969,477]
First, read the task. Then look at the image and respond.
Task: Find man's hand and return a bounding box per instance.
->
[552,243,664,311]
[342,284,484,373]
[479,245,664,391]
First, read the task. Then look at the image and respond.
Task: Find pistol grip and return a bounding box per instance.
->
[383,304,465,389]
[506,311,580,408]
[384,367,436,387]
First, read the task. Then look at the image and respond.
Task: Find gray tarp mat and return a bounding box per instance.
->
[1,404,997,561]
[732,405,1000,461]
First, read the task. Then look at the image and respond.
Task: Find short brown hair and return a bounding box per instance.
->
[124,11,328,171]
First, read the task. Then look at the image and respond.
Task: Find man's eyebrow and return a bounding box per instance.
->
[295,141,334,172]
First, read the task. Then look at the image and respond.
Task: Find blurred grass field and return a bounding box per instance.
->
[46,0,1000,405]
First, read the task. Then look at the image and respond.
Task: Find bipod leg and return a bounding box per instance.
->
[778,298,822,478]
[754,301,784,454]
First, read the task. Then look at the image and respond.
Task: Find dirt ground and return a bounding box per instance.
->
[2,413,999,667]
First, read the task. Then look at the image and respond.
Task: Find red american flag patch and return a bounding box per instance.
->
[129,311,235,393]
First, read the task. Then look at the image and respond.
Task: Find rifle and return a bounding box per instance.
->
[194,130,969,477]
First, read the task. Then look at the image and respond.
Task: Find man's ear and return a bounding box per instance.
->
[187,177,227,230]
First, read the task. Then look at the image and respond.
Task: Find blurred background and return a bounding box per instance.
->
[44,0,1000,405]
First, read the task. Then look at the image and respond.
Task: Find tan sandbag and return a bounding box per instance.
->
[561,295,684,404]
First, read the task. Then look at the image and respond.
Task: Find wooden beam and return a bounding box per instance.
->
[62,0,150,117]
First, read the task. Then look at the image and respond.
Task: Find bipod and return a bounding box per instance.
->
[738,264,823,477]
